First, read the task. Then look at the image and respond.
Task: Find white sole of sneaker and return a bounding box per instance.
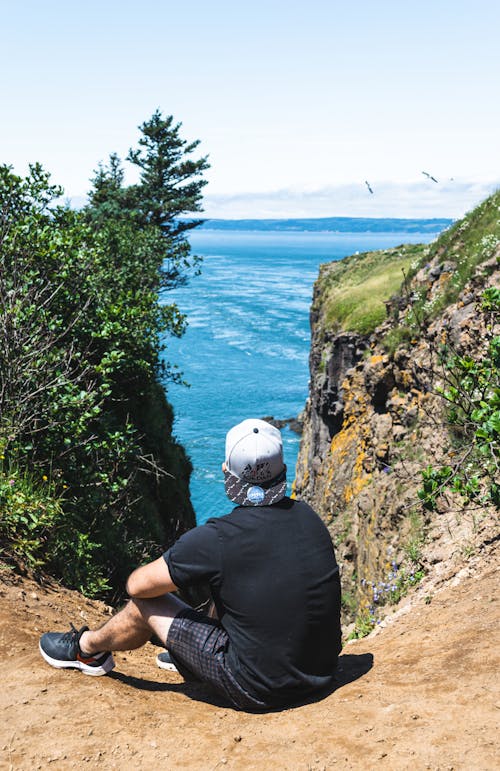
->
[156,655,178,672]
[39,643,115,676]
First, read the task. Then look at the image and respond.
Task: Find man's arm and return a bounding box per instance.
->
[126,556,179,598]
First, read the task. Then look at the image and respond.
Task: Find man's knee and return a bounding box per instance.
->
[116,597,152,629]
[132,594,187,642]
[128,596,158,625]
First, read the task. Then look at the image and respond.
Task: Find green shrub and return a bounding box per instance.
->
[348,607,375,640]
[0,112,205,596]
[0,463,61,569]
[417,290,499,510]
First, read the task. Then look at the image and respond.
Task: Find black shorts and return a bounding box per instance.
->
[166,608,266,711]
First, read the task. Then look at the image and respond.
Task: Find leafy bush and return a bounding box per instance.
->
[417,290,499,510]
[0,461,110,595]
[0,112,206,595]
[0,462,61,569]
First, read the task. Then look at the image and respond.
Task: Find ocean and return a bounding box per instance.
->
[162,228,437,525]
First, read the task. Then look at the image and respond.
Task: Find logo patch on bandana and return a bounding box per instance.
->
[246,485,265,504]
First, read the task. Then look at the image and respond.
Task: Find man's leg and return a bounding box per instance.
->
[79,593,188,655]
[39,592,191,676]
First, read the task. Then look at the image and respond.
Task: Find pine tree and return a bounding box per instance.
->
[86,109,210,289]
[127,109,209,239]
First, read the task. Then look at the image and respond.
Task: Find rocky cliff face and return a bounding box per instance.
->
[295,194,499,631]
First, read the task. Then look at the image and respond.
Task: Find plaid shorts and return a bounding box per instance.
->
[166,608,267,711]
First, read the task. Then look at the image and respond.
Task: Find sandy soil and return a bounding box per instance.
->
[1,540,498,771]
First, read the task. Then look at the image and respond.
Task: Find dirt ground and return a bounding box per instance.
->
[1,539,498,771]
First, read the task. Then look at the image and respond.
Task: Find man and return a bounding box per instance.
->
[39,418,342,710]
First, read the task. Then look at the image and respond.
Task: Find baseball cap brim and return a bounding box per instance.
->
[224,468,287,507]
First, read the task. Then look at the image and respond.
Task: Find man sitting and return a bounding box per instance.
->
[39,418,342,710]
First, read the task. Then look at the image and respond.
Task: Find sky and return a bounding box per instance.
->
[1,0,499,219]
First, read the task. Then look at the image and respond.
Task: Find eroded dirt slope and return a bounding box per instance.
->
[1,541,498,771]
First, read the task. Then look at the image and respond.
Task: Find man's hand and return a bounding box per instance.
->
[126,556,178,598]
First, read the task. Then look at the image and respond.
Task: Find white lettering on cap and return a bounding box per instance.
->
[246,485,265,504]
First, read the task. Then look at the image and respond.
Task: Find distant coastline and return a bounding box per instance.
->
[198,217,453,234]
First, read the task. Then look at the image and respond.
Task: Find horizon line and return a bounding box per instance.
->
[198,214,454,222]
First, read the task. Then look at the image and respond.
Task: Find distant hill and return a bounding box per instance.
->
[198,217,453,233]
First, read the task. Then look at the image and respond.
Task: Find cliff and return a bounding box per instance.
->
[295,192,499,633]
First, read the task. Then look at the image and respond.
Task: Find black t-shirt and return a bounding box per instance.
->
[163,497,342,705]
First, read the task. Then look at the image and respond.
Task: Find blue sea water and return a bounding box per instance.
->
[162,229,436,525]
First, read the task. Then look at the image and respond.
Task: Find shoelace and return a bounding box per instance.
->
[61,623,80,644]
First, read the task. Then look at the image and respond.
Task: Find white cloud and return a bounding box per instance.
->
[202,179,500,220]
[64,179,499,223]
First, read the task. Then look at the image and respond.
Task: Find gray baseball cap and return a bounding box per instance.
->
[224,418,287,506]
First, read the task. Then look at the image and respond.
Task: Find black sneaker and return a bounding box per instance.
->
[39,624,115,676]
[156,651,178,672]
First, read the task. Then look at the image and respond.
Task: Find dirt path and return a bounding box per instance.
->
[1,542,498,770]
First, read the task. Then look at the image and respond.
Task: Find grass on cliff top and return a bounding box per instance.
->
[316,243,426,336]
[316,189,499,338]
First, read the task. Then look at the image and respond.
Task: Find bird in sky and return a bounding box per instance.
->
[422,171,438,183]
[365,180,374,194]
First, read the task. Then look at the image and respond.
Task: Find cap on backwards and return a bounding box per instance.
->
[224,418,287,506]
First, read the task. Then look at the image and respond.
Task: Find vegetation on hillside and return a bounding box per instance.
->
[385,191,499,344]
[315,190,499,342]
[315,192,499,517]
[386,192,500,513]
[417,288,499,511]
[405,189,500,307]
[314,243,426,336]
[0,112,208,597]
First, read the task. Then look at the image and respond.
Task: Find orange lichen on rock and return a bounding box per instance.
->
[400,369,413,388]
[344,444,371,503]
[329,405,372,505]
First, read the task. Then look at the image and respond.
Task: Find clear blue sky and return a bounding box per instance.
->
[1,0,499,217]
